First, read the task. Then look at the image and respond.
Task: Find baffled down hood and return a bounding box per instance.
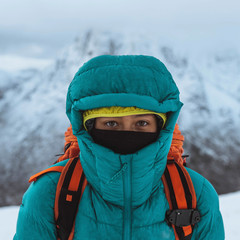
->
[65,55,183,206]
[66,55,183,135]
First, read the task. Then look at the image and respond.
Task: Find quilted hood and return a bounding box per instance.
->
[66,55,183,206]
[66,55,183,134]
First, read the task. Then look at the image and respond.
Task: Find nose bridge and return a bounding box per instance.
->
[122,124,133,131]
[121,116,134,131]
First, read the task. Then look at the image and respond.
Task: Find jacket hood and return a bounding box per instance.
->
[66,55,183,134]
[65,55,183,206]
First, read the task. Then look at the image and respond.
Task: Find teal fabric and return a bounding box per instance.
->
[14,55,224,240]
[66,55,183,135]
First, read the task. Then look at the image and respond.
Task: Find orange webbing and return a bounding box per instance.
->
[178,163,197,209]
[182,225,193,237]
[55,157,87,240]
[162,174,180,240]
[68,168,88,240]
[168,163,192,238]
[167,124,196,238]
[29,166,64,183]
[167,163,188,209]
[167,124,197,209]
[57,125,80,163]
[54,157,76,221]
[167,124,185,164]
[163,161,197,239]
[163,123,196,240]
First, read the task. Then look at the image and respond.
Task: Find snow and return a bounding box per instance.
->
[220,191,240,238]
[0,54,53,72]
[0,191,239,239]
[0,206,19,239]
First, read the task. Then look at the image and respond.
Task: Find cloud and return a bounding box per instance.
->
[1,0,239,30]
[0,0,239,58]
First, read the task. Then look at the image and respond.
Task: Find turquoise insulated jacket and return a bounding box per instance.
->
[14,55,224,240]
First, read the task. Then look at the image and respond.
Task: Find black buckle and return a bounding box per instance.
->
[166,209,201,227]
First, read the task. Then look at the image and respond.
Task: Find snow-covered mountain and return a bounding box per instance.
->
[0,30,240,206]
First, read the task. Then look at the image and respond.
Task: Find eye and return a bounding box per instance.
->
[105,121,118,127]
[136,120,149,127]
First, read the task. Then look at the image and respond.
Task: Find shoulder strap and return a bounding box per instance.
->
[29,157,88,240]
[162,160,200,240]
[55,157,87,240]
[29,166,64,183]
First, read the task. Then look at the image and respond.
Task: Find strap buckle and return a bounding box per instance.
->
[166,209,201,227]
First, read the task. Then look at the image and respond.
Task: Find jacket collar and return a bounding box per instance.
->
[77,129,173,207]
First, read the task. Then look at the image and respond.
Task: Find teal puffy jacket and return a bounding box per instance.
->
[14,55,224,240]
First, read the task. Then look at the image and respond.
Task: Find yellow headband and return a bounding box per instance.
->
[83,106,167,130]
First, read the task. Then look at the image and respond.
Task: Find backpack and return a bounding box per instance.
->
[29,124,200,240]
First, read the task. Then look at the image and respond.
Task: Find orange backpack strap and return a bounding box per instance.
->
[162,160,201,240]
[56,125,80,163]
[55,157,88,240]
[29,166,64,183]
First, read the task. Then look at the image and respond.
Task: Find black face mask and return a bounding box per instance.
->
[89,128,159,154]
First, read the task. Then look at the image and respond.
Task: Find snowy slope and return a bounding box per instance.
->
[0,30,240,206]
[0,55,53,72]
[1,191,239,240]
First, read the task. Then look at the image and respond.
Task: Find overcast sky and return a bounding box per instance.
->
[0,0,239,58]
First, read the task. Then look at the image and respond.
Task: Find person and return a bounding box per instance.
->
[14,55,224,239]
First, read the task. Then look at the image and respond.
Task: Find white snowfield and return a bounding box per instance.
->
[0,54,53,72]
[0,191,239,240]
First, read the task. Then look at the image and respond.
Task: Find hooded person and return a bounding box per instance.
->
[14,55,224,240]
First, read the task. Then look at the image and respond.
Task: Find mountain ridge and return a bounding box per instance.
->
[0,29,239,206]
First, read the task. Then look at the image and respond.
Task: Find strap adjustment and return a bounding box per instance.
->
[166,209,201,227]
